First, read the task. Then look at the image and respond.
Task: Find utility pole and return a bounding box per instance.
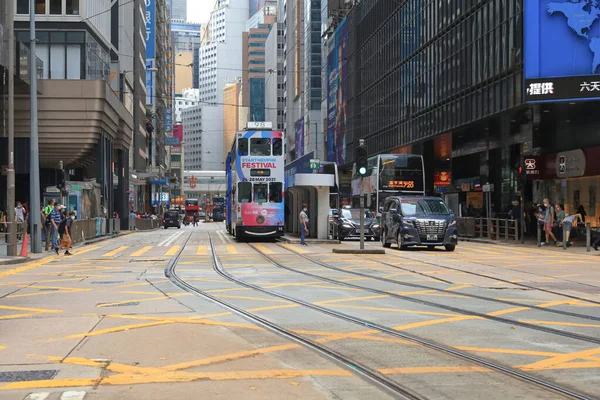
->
[29,0,42,253]
[6,0,17,256]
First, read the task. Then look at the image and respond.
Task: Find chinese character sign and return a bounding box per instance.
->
[145,0,155,59]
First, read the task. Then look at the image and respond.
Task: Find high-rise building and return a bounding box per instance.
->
[223,80,242,163]
[182,104,224,171]
[241,5,275,123]
[170,0,187,21]
[265,22,284,131]
[175,89,200,123]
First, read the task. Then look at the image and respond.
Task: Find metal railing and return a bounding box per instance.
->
[457,217,519,242]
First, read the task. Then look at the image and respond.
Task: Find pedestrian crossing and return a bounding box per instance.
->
[24,391,86,400]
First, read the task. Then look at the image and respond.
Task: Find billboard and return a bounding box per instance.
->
[525,0,600,102]
[145,0,155,59]
[295,117,304,159]
[327,18,348,165]
[146,60,153,105]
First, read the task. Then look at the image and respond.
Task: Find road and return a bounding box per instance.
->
[0,223,599,399]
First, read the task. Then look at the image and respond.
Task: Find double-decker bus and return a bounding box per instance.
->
[212,196,225,222]
[226,122,285,240]
[184,198,199,220]
[352,154,425,213]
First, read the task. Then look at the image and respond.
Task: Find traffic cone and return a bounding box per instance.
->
[19,233,28,257]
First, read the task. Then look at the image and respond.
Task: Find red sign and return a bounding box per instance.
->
[189,176,197,189]
[434,171,451,187]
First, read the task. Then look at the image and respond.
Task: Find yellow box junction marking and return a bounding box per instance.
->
[225,244,239,254]
[196,245,208,255]
[131,246,153,257]
[253,244,274,254]
[102,246,129,257]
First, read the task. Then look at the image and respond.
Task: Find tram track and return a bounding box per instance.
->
[276,244,600,325]
[165,232,424,400]
[195,236,591,399]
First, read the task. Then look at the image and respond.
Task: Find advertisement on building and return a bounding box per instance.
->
[327,18,348,165]
[525,0,600,102]
[295,117,304,158]
[145,0,155,59]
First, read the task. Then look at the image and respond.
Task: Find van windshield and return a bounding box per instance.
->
[401,199,451,216]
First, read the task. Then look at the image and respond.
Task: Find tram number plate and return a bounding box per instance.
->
[427,234,438,241]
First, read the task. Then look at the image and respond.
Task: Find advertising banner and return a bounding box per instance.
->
[295,117,304,158]
[525,0,600,102]
[165,136,181,146]
[145,0,155,59]
[327,18,348,165]
[146,60,153,105]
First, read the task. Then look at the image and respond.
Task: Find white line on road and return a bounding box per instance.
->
[25,394,50,400]
[60,391,86,400]
[158,231,184,247]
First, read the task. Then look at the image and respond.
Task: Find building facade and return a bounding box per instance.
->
[170,0,187,21]
[175,88,200,123]
[223,80,242,163]
[182,104,224,171]
[264,22,284,131]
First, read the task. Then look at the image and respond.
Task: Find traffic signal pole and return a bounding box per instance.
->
[29,0,42,253]
[357,139,368,250]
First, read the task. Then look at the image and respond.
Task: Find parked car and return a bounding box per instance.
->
[381,196,457,251]
[328,209,339,239]
[333,206,380,241]
[162,211,181,229]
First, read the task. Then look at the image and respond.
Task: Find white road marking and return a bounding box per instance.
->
[158,231,184,247]
[25,394,50,400]
[60,391,86,400]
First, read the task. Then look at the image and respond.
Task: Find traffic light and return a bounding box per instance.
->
[517,160,526,191]
[356,144,368,177]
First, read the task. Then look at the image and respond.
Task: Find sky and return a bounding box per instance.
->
[188,0,213,23]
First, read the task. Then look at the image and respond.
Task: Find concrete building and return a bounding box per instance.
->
[170,0,187,21]
[241,7,275,123]
[265,22,284,131]
[182,104,224,171]
[172,21,201,54]
[197,0,248,104]
[174,88,200,124]
[183,170,226,204]
[223,80,242,162]
[12,0,137,220]
[175,51,194,94]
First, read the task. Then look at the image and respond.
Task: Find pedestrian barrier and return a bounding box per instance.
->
[456,217,519,242]
[135,218,161,230]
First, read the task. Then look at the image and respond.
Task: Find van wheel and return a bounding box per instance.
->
[397,233,407,250]
[164,226,168,229]
[445,245,456,252]
[382,231,391,248]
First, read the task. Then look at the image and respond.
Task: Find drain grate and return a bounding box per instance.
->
[96,301,139,307]
[0,370,58,382]
[90,281,124,285]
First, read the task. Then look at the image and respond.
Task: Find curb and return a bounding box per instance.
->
[0,256,32,266]
[332,249,386,254]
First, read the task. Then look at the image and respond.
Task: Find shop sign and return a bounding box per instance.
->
[461,183,471,192]
[434,171,451,187]
[556,149,585,178]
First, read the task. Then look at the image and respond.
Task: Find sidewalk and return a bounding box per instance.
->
[280,234,340,244]
[460,235,600,255]
[0,230,135,265]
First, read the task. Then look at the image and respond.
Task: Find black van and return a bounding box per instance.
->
[163,211,181,229]
[381,196,458,251]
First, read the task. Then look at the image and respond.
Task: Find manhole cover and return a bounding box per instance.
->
[96,302,139,307]
[0,370,58,382]
[90,281,124,285]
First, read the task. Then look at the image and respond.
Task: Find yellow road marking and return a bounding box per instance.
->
[315,295,388,305]
[394,316,480,331]
[519,320,600,329]
[281,243,310,254]
[518,348,600,371]
[0,378,102,390]
[96,294,190,308]
[131,246,153,257]
[0,257,56,279]
[59,321,176,340]
[0,305,62,314]
[379,366,490,374]
[102,246,129,257]
[225,244,238,254]
[196,245,208,255]
[487,307,530,316]
[7,286,92,299]
[330,304,459,317]
[0,345,5,350]
[455,346,563,358]
[164,245,181,256]
[253,244,274,254]
[215,294,289,304]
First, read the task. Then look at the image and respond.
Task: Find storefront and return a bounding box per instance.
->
[527,148,600,223]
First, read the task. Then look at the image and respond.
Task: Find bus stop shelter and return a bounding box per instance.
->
[285,153,337,239]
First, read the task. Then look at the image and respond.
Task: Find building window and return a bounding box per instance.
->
[35,0,45,14]
[17,0,29,14]
[50,0,62,14]
[66,0,79,15]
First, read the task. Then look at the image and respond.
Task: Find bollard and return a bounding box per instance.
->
[563,226,567,250]
[537,221,541,247]
[586,222,591,252]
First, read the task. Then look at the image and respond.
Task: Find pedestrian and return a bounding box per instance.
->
[300,204,309,246]
[577,205,587,223]
[0,208,6,243]
[49,202,62,255]
[542,198,557,246]
[43,199,55,251]
[58,211,75,256]
[193,213,199,227]
[554,204,565,244]
[15,201,25,240]
[559,213,583,247]
[508,200,523,239]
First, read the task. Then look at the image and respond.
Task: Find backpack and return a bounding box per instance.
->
[45,213,52,228]
[58,218,67,235]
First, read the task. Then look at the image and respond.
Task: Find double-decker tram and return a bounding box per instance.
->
[212,196,225,222]
[352,154,425,213]
[184,198,199,220]
[226,122,285,240]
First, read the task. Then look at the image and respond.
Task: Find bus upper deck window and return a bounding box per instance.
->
[238,182,251,203]
[272,138,283,156]
[269,182,282,203]
[238,138,249,156]
[250,138,271,156]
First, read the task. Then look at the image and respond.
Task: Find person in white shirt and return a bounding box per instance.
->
[299,204,309,246]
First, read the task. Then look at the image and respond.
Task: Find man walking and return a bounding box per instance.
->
[58,211,75,256]
[542,198,557,246]
[15,201,25,240]
[49,202,62,255]
[43,199,55,251]
[299,204,309,246]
